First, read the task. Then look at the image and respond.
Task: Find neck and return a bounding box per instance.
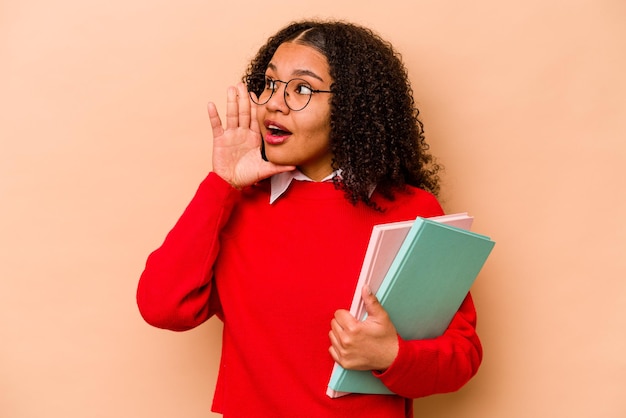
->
[298,166,334,182]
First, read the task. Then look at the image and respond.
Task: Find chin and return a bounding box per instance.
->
[264,147,296,167]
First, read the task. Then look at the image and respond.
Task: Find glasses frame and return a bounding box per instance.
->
[246,75,332,112]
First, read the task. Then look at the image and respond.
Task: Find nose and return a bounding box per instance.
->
[265,81,289,112]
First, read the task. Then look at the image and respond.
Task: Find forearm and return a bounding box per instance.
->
[136,172,240,331]
[374,293,483,398]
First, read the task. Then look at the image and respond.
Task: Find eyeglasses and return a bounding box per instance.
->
[246,74,332,111]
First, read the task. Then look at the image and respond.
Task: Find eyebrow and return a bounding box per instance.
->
[266,63,325,82]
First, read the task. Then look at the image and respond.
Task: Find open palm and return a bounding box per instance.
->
[208,83,294,189]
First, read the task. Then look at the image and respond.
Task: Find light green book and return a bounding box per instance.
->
[327,216,495,397]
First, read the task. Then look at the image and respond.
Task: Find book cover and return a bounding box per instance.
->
[327,215,494,397]
[347,213,474,322]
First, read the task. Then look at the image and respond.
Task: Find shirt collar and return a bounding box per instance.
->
[270,169,340,204]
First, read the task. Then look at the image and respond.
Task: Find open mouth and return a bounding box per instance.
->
[266,122,292,137]
[268,127,291,136]
[264,121,292,145]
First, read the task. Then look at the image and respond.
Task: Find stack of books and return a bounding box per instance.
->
[327,213,495,397]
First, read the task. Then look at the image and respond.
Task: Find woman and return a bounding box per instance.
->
[137,20,482,417]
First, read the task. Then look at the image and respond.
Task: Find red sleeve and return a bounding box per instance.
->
[373,293,483,398]
[136,172,239,331]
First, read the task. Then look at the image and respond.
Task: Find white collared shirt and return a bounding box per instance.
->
[270,169,341,204]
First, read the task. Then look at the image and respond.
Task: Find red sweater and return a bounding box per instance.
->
[137,172,482,417]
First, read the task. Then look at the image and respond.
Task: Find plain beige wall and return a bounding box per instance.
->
[2,0,625,417]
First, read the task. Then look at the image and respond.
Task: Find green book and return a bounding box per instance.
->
[327,216,495,397]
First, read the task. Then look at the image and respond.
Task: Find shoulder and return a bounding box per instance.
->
[374,185,444,218]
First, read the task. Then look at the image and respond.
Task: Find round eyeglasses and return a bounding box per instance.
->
[246,74,332,111]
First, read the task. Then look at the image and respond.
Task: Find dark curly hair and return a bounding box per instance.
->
[243,20,442,208]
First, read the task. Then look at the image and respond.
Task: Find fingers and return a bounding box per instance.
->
[362,284,383,318]
[330,310,356,347]
[207,102,224,139]
[237,83,252,129]
[328,317,347,364]
[249,91,260,134]
[333,309,357,330]
[225,83,253,130]
[329,292,398,371]
[225,86,239,130]
[328,322,342,349]
[329,314,360,369]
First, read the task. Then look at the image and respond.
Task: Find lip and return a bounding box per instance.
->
[263,120,292,145]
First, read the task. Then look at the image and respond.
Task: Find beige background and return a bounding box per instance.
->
[2,0,625,417]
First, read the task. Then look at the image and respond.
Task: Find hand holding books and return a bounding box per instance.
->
[329,284,399,372]
[327,213,495,397]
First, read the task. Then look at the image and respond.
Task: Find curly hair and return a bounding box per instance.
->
[243,20,442,208]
